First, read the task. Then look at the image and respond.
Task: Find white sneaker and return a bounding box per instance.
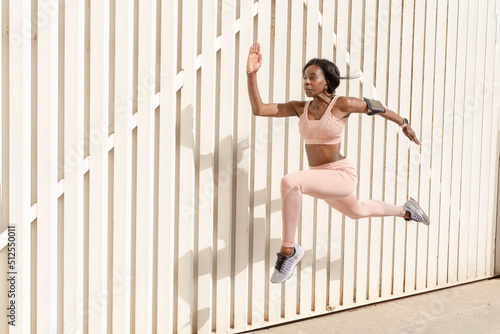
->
[270,244,304,284]
[403,197,430,225]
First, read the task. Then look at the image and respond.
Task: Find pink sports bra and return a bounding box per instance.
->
[298,95,344,145]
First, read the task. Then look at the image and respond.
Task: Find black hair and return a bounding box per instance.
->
[302,58,359,94]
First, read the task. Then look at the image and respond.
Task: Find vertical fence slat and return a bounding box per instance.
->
[0,0,4,234]
[496,147,500,275]
[63,0,86,332]
[418,1,439,289]
[314,2,330,314]
[177,0,196,332]
[458,0,478,282]
[253,0,271,327]
[393,0,413,296]
[233,0,253,330]
[429,0,448,288]
[157,0,177,332]
[314,199,329,312]
[448,0,469,284]
[88,0,110,331]
[407,0,425,293]
[267,0,288,323]
[273,0,298,318]
[112,0,134,331]
[83,16,90,334]
[315,36,330,316]
[194,1,216,333]
[420,0,438,290]
[0,1,6,333]
[0,0,2,232]
[217,0,235,331]
[321,0,342,311]
[299,194,314,315]
[477,0,495,278]
[465,0,485,279]
[468,0,488,280]
[494,7,500,276]
[351,0,369,306]
[135,0,156,331]
[9,0,32,332]
[362,0,381,303]
[485,0,499,277]
[347,0,367,306]
[496,19,500,275]
[37,0,59,332]
[373,0,391,301]
[0,0,8,327]
[300,0,319,316]
[334,0,353,308]
[380,0,400,300]
[283,0,304,319]
[381,1,402,297]
[437,0,458,286]
[343,0,362,306]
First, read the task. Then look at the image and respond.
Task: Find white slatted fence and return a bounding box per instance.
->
[0,1,499,333]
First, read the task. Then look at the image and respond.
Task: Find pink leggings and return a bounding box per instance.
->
[280,158,406,247]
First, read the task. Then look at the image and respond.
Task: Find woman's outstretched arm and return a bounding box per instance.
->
[340,96,422,145]
[247,41,301,117]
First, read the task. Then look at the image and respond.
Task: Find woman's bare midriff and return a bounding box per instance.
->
[306,143,345,167]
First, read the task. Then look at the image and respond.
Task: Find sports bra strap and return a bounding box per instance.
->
[327,95,341,112]
[304,95,340,119]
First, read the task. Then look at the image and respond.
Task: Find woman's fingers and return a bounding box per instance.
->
[404,127,422,145]
[410,132,422,145]
[249,41,260,55]
[250,41,256,53]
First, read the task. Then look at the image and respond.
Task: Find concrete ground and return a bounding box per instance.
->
[246,276,500,334]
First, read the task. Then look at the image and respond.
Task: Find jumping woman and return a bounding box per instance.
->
[246,41,430,284]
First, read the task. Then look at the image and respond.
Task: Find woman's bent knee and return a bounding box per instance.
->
[280,173,302,199]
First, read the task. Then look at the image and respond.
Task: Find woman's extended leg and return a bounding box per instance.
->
[324,194,407,220]
[280,166,408,252]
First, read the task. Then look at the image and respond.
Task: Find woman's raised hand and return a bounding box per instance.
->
[247,41,262,73]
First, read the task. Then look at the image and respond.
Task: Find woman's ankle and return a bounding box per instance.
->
[280,246,295,257]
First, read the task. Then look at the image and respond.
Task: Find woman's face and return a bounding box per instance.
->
[303,65,328,97]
